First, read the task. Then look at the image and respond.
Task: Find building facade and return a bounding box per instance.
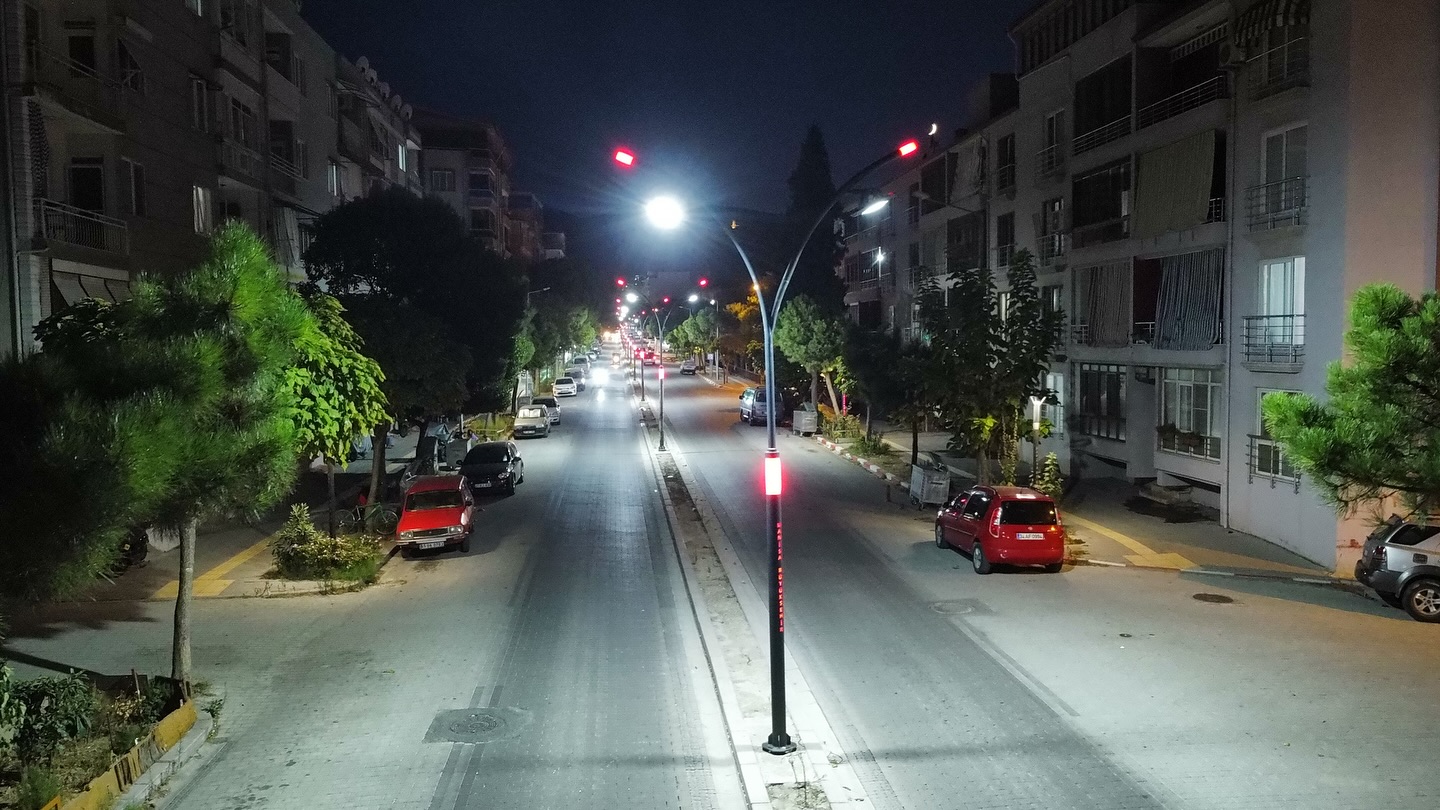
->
[839,0,1440,571]
[0,0,423,354]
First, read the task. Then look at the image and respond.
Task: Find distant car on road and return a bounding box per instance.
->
[395,475,475,557]
[935,486,1065,574]
[459,441,524,495]
[565,367,587,391]
[531,396,561,424]
[512,405,551,439]
[1355,516,1440,622]
[553,376,577,397]
[680,358,698,375]
[642,350,657,366]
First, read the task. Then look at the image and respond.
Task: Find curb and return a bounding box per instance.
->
[113,710,215,809]
[814,436,907,488]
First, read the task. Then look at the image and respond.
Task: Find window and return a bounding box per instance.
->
[329,84,339,119]
[470,208,495,233]
[997,290,1012,322]
[468,171,492,194]
[117,39,143,93]
[1258,256,1304,318]
[1041,197,1065,235]
[1159,368,1223,460]
[190,75,209,131]
[229,98,255,146]
[1041,284,1063,316]
[1253,390,1297,479]
[429,169,456,192]
[995,212,1015,266]
[1071,159,1130,245]
[397,144,408,172]
[996,134,1016,189]
[327,161,341,197]
[120,158,145,217]
[1044,110,1066,149]
[946,211,985,271]
[220,0,253,47]
[185,0,204,16]
[1262,123,1307,183]
[192,185,213,233]
[292,55,307,95]
[961,491,992,520]
[1077,363,1126,440]
[67,35,96,76]
[68,157,105,212]
[1000,501,1058,525]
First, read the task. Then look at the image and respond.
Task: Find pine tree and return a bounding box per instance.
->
[783,126,846,311]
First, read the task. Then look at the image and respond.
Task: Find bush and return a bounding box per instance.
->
[15,766,62,810]
[271,503,382,581]
[817,404,862,439]
[850,433,892,458]
[1,664,25,757]
[1032,452,1064,500]
[13,673,98,764]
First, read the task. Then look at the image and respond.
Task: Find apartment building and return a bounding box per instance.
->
[0,0,423,353]
[838,0,1440,571]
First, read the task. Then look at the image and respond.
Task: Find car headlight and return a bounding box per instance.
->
[498,471,510,478]
[447,525,464,534]
[400,530,416,540]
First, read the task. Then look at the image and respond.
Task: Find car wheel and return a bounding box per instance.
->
[1401,578,1440,622]
[459,533,471,553]
[971,541,992,575]
[935,523,947,548]
[1377,591,1404,609]
[1043,562,1064,573]
[399,545,414,560]
[505,481,516,495]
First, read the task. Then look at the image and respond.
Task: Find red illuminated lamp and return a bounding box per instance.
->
[897,139,920,157]
[662,296,671,304]
[764,455,782,496]
[698,277,709,287]
[616,277,626,287]
[614,149,636,167]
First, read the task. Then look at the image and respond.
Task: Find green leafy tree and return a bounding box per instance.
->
[1264,284,1440,516]
[774,294,847,409]
[284,294,389,535]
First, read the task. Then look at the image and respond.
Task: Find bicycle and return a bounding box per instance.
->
[337,502,399,535]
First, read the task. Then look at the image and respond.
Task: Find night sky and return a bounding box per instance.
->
[301,0,1037,217]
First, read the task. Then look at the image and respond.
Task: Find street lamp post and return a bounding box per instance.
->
[641,138,919,757]
[658,364,667,450]
[1030,395,1046,486]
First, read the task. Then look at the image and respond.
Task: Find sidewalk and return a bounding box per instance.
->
[837,421,1332,581]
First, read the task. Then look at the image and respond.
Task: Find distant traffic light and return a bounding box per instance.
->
[662,296,671,304]
[898,139,920,157]
[698,277,709,287]
[616,277,626,286]
[613,149,636,167]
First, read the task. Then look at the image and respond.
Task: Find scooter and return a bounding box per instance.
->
[114,527,149,573]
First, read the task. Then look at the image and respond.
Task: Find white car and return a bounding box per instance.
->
[553,376,577,397]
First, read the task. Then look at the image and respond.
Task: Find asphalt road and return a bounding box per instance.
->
[660,368,1440,810]
[2,368,742,810]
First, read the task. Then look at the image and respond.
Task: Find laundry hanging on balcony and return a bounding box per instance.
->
[1077,261,1132,348]
[1131,130,1216,240]
[1154,249,1224,351]
[1234,0,1310,47]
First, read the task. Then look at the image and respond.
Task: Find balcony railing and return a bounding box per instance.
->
[995,164,1016,193]
[1242,314,1305,365]
[220,139,264,181]
[1245,176,1308,231]
[1133,321,1156,344]
[1035,145,1066,182]
[270,153,303,181]
[1038,233,1068,267]
[1075,413,1126,442]
[1205,197,1226,223]
[1136,75,1228,130]
[24,46,125,131]
[1248,38,1310,100]
[1071,216,1129,249]
[1073,116,1132,155]
[33,198,128,254]
[1248,434,1300,487]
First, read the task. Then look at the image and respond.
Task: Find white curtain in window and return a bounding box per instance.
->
[1155,249,1224,350]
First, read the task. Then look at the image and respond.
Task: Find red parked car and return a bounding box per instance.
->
[935,486,1065,574]
[395,475,476,557]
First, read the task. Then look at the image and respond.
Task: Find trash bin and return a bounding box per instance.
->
[910,463,950,508]
[792,404,819,436]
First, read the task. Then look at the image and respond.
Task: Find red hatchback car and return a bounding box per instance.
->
[935,486,1065,574]
[395,475,476,557]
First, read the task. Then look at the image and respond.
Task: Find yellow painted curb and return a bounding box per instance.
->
[152,536,272,600]
[1064,513,1196,569]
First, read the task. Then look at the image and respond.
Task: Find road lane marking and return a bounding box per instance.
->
[1063,513,1195,569]
[150,536,271,600]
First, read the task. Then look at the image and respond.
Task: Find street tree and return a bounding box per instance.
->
[284,294,389,535]
[918,248,1063,483]
[774,295,847,410]
[1264,284,1440,517]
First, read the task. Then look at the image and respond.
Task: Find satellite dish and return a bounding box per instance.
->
[365,68,377,85]
[379,81,390,99]
[401,103,413,120]
[391,93,403,109]
[355,56,369,70]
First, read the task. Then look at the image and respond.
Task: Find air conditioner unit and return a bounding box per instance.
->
[1218,41,1247,69]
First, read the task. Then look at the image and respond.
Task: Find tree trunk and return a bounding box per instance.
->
[864,402,872,436]
[326,460,338,538]
[810,368,819,407]
[823,373,841,414]
[976,447,991,485]
[367,422,388,507]
[911,412,920,467]
[171,519,196,683]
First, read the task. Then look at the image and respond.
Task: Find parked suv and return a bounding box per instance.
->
[738,387,799,426]
[1355,516,1440,622]
[935,486,1065,574]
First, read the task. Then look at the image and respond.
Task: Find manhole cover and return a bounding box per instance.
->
[930,598,992,616]
[1192,593,1234,604]
[425,707,530,745]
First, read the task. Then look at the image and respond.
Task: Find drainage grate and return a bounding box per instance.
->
[425,707,530,745]
[1192,593,1235,604]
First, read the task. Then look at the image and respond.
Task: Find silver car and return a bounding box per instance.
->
[512,405,551,439]
[1355,516,1440,622]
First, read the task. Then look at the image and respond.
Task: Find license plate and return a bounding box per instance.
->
[477,481,492,488]
[419,541,445,550]
[1017,532,1045,540]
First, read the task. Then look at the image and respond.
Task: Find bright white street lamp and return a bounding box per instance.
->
[645,196,686,230]
[688,294,699,303]
[626,292,639,303]
[860,197,890,216]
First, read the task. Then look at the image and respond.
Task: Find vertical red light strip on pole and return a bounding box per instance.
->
[764,455,782,495]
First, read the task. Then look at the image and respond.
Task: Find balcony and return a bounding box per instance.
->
[467,150,498,172]
[1071,216,1129,249]
[33,198,128,256]
[1136,75,1228,130]
[338,117,369,164]
[1073,321,1156,347]
[1035,145,1066,183]
[1074,413,1126,442]
[995,164,1016,195]
[1242,314,1304,371]
[1248,38,1309,100]
[1073,116,1132,156]
[1247,435,1300,489]
[1038,233,1068,268]
[1245,177,1307,232]
[23,46,125,134]
[219,139,264,186]
[1205,197,1226,223]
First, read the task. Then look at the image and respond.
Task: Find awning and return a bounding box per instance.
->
[51,271,87,306]
[1234,0,1310,46]
[52,271,129,305]
[78,274,113,301]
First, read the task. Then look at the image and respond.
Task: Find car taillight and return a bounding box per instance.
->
[990,510,1001,538]
[1372,545,1387,566]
